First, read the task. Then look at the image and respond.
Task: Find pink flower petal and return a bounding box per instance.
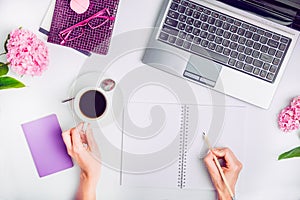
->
[6,29,49,76]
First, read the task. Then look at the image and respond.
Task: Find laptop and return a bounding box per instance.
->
[142,0,300,109]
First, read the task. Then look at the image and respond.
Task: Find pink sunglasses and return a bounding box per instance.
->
[59,8,115,45]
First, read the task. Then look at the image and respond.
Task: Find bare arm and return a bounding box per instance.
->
[62,123,101,200]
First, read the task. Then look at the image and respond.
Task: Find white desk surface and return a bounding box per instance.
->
[1,0,300,200]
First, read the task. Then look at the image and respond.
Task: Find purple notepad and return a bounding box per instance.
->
[22,114,73,177]
[47,0,120,55]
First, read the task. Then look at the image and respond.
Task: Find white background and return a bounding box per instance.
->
[1,0,300,199]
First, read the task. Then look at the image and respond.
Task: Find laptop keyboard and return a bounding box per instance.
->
[157,0,292,83]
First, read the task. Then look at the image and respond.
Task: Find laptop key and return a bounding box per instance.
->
[186,17,194,25]
[185,8,193,16]
[190,44,229,64]
[253,68,260,75]
[266,73,275,81]
[267,39,279,48]
[252,33,260,41]
[178,22,186,30]
[201,23,209,31]
[228,58,236,66]
[170,3,179,10]
[279,43,287,51]
[252,50,260,58]
[235,61,244,69]
[215,19,223,27]
[222,39,230,47]
[176,38,184,46]
[270,65,277,73]
[238,53,246,61]
[162,25,179,36]
[260,36,268,44]
[216,45,224,53]
[181,1,189,6]
[260,53,272,63]
[168,36,176,44]
[245,56,253,64]
[280,37,289,44]
[178,5,186,13]
[207,34,215,41]
[238,37,246,45]
[241,23,249,29]
[223,48,231,56]
[272,34,280,41]
[253,42,261,50]
[208,42,216,50]
[260,70,267,78]
[183,41,191,49]
[226,18,234,24]
[245,47,252,55]
[272,58,280,65]
[186,34,194,42]
[193,11,201,19]
[165,18,178,27]
[200,14,208,22]
[179,31,187,39]
[237,28,245,36]
[200,40,209,47]
[200,31,208,39]
[275,50,283,58]
[260,45,268,53]
[264,31,272,38]
[216,28,224,36]
[179,14,187,22]
[262,63,270,70]
[168,10,179,19]
[194,20,202,28]
[208,17,216,25]
[185,25,193,33]
[243,64,253,73]
[159,32,169,41]
[222,22,230,30]
[230,50,238,58]
[253,59,263,68]
[268,48,276,56]
[193,37,201,44]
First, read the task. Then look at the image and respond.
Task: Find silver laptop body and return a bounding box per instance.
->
[142,0,299,109]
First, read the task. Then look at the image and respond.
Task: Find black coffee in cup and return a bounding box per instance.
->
[79,90,107,119]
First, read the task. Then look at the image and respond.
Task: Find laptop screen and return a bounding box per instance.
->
[273,0,300,10]
[218,0,300,31]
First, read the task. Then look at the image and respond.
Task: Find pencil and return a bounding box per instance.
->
[203,132,235,200]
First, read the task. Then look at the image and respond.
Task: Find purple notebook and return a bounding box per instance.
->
[22,114,73,177]
[47,0,120,55]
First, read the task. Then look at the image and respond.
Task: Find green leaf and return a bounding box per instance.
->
[278,146,300,160]
[0,62,9,76]
[4,34,10,53]
[0,76,25,90]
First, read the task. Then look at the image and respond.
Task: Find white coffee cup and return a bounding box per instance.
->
[73,87,108,122]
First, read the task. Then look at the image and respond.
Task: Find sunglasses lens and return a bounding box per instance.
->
[88,17,109,29]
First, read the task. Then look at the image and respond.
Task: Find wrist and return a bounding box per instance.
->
[80,171,99,188]
[217,188,234,200]
[76,173,98,200]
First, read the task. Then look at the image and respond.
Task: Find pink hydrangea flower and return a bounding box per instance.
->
[291,96,300,107]
[289,96,300,120]
[6,29,49,76]
[278,106,300,132]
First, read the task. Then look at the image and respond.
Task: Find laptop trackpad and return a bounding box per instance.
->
[184,55,222,87]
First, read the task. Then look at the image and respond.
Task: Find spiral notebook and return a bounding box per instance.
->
[120,102,246,190]
[47,0,119,54]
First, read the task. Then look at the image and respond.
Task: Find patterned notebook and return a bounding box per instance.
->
[47,0,120,55]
